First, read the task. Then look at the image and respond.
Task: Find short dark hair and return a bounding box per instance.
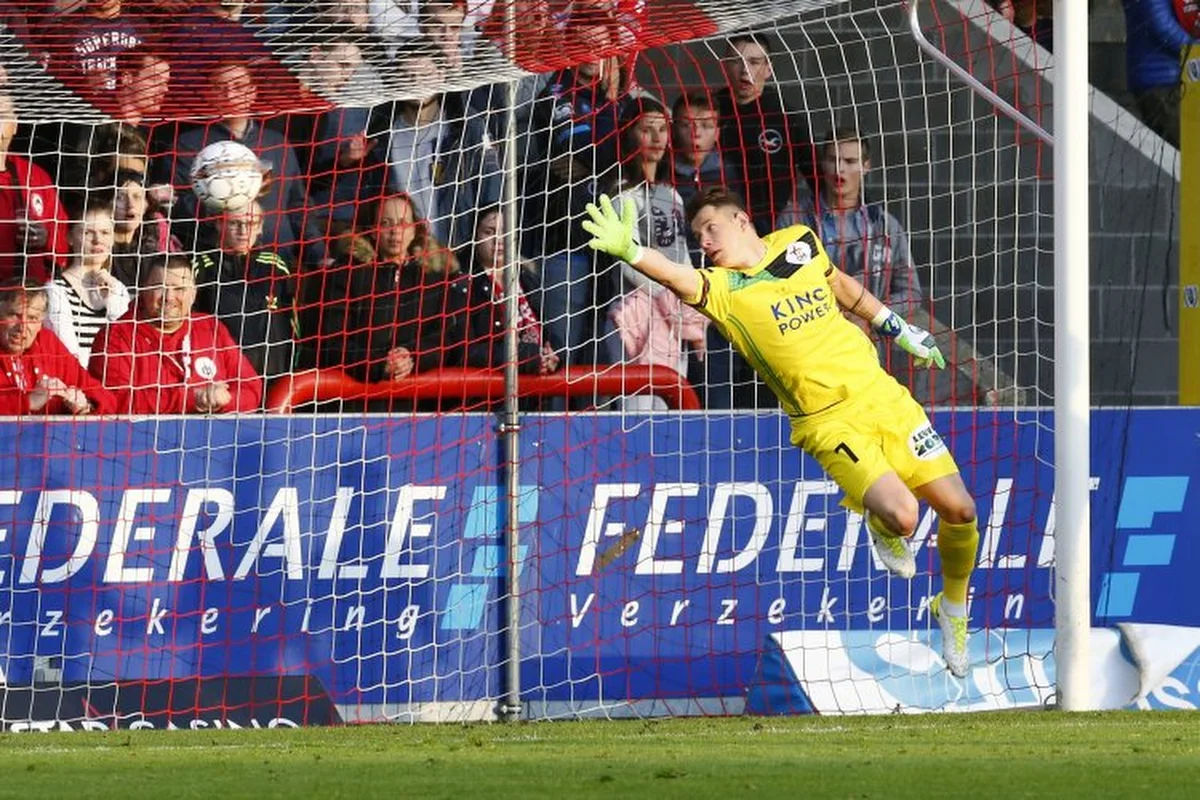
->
[114,46,165,80]
[0,278,48,312]
[72,190,116,224]
[620,95,669,133]
[139,253,194,290]
[419,0,466,24]
[823,126,873,162]
[728,32,774,56]
[685,185,747,224]
[672,91,716,117]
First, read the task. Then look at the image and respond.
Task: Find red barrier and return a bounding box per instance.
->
[265,366,703,413]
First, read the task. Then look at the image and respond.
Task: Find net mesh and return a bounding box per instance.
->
[0,0,1086,726]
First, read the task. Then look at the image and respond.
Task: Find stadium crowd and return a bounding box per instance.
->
[0,0,927,414]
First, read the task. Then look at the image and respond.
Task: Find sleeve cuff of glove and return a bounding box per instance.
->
[627,245,644,266]
[871,307,903,337]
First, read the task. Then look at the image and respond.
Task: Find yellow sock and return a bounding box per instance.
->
[937,518,979,606]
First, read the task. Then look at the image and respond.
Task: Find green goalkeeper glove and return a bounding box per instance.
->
[872,309,946,369]
[582,194,643,265]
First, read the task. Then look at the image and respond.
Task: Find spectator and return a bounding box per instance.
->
[667,92,752,411]
[0,89,70,282]
[778,127,922,313]
[315,192,467,384]
[716,33,816,233]
[151,59,309,259]
[110,46,171,126]
[1124,0,1197,148]
[271,35,367,182]
[264,1,389,80]
[369,0,494,60]
[164,0,301,109]
[524,13,651,367]
[88,254,262,413]
[419,0,469,76]
[37,0,148,105]
[668,90,740,269]
[106,165,178,289]
[366,42,502,248]
[0,280,115,415]
[193,200,298,381]
[44,194,131,366]
[455,204,559,375]
[669,91,739,215]
[603,98,707,410]
[294,35,365,108]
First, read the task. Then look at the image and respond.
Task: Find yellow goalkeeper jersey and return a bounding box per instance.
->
[686,224,885,417]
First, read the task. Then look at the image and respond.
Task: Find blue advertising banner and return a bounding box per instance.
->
[0,409,1195,712]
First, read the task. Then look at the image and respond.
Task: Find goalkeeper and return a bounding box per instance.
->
[583,186,979,678]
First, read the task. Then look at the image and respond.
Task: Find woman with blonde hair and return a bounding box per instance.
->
[44,194,131,367]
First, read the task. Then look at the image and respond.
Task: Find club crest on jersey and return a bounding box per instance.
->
[758,128,783,153]
[194,357,218,381]
[909,424,947,460]
[785,241,813,265]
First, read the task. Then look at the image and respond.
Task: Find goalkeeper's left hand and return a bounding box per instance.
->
[582,194,643,265]
[872,309,946,369]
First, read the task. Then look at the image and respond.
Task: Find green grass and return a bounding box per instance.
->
[1,712,1197,798]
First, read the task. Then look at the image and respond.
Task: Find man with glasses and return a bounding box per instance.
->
[193,200,298,382]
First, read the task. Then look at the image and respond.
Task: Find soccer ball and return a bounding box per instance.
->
[189,140,264,212]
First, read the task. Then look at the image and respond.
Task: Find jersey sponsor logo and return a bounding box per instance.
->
[909,424,947,460]
[771,287,832,334]
[194,357,218,381]
[758,128,783,153]
[785,241,813,265]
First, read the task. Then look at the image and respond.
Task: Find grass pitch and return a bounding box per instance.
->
[1,711,1196,798]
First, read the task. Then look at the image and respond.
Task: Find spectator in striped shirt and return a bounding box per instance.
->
[43,194,131,366]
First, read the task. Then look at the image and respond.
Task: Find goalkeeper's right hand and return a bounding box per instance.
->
[582,194,643,265]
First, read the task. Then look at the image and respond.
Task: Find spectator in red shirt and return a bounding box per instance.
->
[88,254,262,413]
[0,90,71,283]
[39,0,149,106]
[0,280,115,415]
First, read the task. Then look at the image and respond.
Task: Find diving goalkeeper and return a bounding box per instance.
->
[583,187,979,677]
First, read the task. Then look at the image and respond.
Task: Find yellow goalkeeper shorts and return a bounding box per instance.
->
[788,374,960,513]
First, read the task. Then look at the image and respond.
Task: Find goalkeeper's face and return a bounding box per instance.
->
[690,205,757,268]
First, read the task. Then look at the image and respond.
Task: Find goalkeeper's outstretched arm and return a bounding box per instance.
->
[582,195,701,301]
[830,266,946,370]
